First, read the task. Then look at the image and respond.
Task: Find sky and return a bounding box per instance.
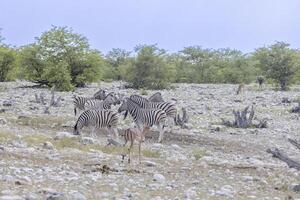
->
[1,0,300,53]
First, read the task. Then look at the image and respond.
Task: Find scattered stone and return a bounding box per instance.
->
[153,174,165,183]
[2,100,12,107]
[54,132,75,140]
[171,144,182,150]
[80,137,97,145]
[43,141,55,150]
[291,184,300,192]
[144,161,157,167]
[183,188,197,199]
[0,118,7,125]
[0,195,24,200]
[69,191,86,200]
[216,185,235,197]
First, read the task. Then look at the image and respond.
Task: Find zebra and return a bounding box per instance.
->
[73,92,119,116]
[85,92,119,110]
[129,94,177,124]
[148,92,164,102]
[119,126,149,164]
[73,109,118,138]
[93,89,107,100]
[118,98,167,143]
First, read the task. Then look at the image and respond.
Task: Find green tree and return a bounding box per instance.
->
[128,44,173,89]
[105,48,131,80]
[253,42,298,90]
[19,26,106,90]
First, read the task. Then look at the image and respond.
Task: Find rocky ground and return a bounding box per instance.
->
[0,81,300,200]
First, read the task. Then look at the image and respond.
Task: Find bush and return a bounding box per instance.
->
[126,45,174,89]
[0,46,17,81]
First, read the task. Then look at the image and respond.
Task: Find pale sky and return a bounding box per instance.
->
[1,0,300,53]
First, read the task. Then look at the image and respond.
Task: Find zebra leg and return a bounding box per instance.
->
[74,108,77,116]
[138,142,142,164]
[157,124,164,143]
[91,127,96,138]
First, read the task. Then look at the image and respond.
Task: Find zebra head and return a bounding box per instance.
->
[149,92,164,102]
[94,89,106,100]
[118,98,129,113]
[104,92,120,105]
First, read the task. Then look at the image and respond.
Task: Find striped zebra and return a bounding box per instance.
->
[85,92,119,110]
[73,92,119,116]
[129,94,177,122]
[118,98,167,143]
[74,109,118,138]
[148,92,164,102]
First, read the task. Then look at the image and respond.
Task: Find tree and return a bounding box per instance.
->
[19,26,106,90]
[105,48,131,80]
[253,42,298,91]
[127,44,173,89]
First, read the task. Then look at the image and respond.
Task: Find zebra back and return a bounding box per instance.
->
[119,98,167,127]
[130,95,176,118]
[149,92,164,102]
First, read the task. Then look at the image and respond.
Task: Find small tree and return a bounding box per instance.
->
[253,42,298,91]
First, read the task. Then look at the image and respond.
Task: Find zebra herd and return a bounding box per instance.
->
[73,89,177,143]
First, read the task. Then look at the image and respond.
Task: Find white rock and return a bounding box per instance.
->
[43,141,55,150]
[183,188,197,199]
[171,144,182,150]
[215,185,235,197]
[0,195,24,200]
[69,191,86,200]
[144,161,157,167]
[153,174,165,183]
[151,143,163,151]
[54,132,75,140]
[0,118,7,125]
[80,137,97,145]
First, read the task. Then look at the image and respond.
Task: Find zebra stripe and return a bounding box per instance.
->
[74,109,118,135]
[73,96,93,116]
[130,94,176,118]
[118,98,167,127]
[85,93,117,110]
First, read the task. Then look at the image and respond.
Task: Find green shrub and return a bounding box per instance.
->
[126,45,173,89]
[0,46,17,81]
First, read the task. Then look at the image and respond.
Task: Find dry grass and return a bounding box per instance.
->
[0,131,17,142]
[192,148,207,160]
[15,115,73,129]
